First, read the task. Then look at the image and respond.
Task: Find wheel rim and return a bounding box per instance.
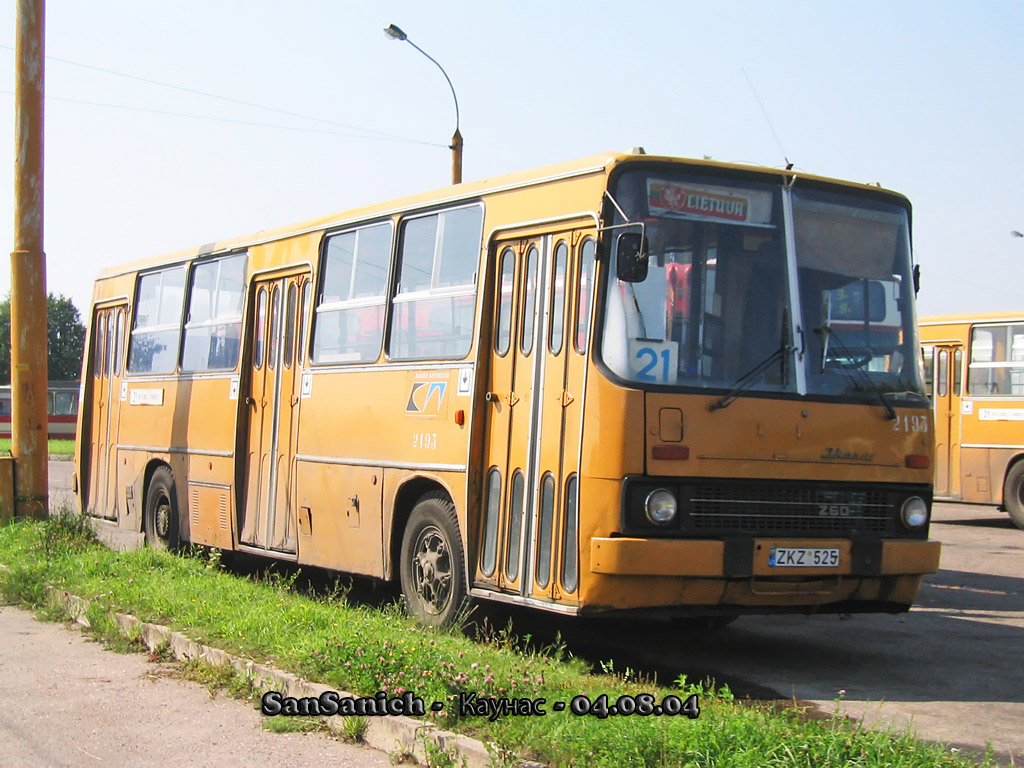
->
[412,524,452,615]
[154,492,172,542]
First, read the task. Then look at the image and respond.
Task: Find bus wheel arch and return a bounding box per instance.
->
[389,477,451,579]
[393,484,469,628]
[1003,458,1024,530]
[143,462,181,549]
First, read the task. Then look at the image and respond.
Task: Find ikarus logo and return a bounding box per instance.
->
[405,381,448,417]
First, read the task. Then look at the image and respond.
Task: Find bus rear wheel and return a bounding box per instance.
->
[1004,462,1024,530]
[399,493,467,628]
[144,466,180,550]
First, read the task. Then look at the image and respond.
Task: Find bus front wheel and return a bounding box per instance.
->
[144,466,180,550]
[1004,462,1024,530]
[399,493,468,628]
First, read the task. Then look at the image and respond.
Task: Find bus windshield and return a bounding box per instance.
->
[793,188,923,399]
[601,169,926,402]
[602,171,793,393]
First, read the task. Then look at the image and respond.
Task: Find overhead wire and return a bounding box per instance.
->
[0,89,447,146]
[0,43,446,148]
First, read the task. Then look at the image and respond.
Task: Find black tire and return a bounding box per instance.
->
[144,466,180,550]
[1004,461,1024,530]
[399,493,468,628]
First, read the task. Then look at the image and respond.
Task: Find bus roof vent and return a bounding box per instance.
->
[631,146,647,155]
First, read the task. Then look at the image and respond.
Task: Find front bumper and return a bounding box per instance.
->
[591,537,940,578]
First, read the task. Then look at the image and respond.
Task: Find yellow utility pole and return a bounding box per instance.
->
[10,0,48,519]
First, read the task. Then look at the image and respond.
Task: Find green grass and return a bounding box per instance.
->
[0,514,995,768]
[0,438,75,456]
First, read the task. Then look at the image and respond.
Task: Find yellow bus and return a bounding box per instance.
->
[76,152,939,627]
[920,312,1024,528]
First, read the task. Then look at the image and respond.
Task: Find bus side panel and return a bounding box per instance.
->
[117,376,239,540]
[293,367,472,577]
[293,461,384,577]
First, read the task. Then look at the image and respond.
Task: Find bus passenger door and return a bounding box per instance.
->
[479,237,540,595]
[240,271,309,553]
[86,303,128,520]
[530,230,594,602]
[478,227,594,603]
[931,343,963,498]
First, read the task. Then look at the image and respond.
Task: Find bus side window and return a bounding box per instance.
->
[937,349,948,397]
[181,253,246,373]
[520,246,538,356]
[575,238,596,354]
[921,346,934,397]
[495,248,515,356]
[254,287,267,368]
[114,308,125,376]
[127,266,187,375]
[300,281,311,365]
[390,205,482,360]
[312,222,391,364]
[953,348,963,396]
[284,282,297,368]
[548,241,568,355]
[968,326,998,395]
[93,312,105,378]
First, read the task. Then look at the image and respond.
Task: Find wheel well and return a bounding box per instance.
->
[388,477,451,582]
[1001,454,1024,508]
[141,459,174,531]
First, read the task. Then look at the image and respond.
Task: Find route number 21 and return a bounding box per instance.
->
[629,341,678,385]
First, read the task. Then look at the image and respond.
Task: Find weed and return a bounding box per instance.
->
[148,640,175,663]
[339,715,368,744]
[181,658,240,697]
[39,510,97,558]
[0,560,48,606]
[388,741,417,765]
[415,729,467,768]
[261,715,331,735]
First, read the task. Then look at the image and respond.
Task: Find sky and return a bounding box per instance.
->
[0,0,1021,320]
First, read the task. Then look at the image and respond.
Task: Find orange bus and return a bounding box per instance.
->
[920,312,1024,528]
[76,152,939,626]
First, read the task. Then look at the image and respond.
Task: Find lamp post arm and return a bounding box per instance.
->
[406,39,460,134]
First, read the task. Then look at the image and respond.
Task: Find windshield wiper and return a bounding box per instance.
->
[815,325,897,421]
[710,343,793,412]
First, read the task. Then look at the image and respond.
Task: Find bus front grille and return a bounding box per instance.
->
[687,484,891,535]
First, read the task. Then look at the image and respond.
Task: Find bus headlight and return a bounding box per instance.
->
[645,489,678,526]
[900,496,929,530]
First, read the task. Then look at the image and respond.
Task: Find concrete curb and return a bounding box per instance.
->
[47,587,539,768]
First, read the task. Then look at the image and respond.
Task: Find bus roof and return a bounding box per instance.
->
[96,151,910,280]
[921,311,1024,326]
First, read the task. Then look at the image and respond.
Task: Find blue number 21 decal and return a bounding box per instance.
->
[636,347,672,383]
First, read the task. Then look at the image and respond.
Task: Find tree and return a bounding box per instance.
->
[0,293,87,384]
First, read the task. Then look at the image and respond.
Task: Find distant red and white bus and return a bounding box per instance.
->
[0,380,80,439]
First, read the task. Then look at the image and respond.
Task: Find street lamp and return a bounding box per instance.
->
[384,23,463,184]
[1012,230,1023,239]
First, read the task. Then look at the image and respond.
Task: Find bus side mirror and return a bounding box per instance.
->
[913,264,921,295]
[616,233,649,283]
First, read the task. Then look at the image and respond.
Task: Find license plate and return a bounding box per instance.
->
[768,547,840,568]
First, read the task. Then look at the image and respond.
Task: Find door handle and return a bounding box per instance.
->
[485,391,519,406]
